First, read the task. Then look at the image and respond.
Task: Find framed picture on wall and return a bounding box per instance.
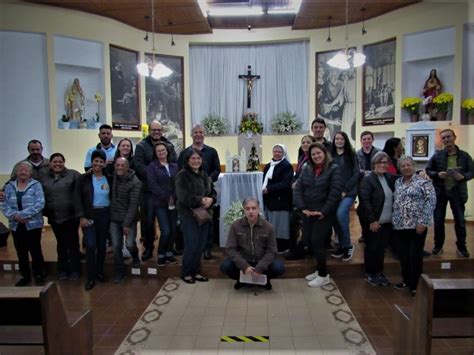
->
[316,48,357,144]
[411,135,429,158]
[109,45,140,130]
[145,53,184,155]
[362,38,396,126]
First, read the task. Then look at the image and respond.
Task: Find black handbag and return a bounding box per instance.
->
[192,207,211,226]
[0,222,10,247]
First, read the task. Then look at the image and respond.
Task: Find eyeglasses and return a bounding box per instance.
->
[377,160,389,165]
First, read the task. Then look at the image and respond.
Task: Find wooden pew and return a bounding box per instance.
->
[393,274,474,354]
[0,282,92,355]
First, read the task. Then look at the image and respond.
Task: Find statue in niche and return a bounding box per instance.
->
[422,69,442,116]
[66,78,85,120]
[246,144,260,172]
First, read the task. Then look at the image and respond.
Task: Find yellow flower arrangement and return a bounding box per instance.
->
[461,98,474,115]
[432,93,453,113]
[401,97,422,114]
[94,93,103,103]
[141,124,149,140]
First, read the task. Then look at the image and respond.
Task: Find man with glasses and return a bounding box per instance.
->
[426,129,473,257]
[135,120,177,261]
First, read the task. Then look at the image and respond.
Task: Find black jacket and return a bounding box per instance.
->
[293,162,342,217]
[77,172,112,220]
[357,172,396,224]
[262,160,294,211]
[332,151,359,197]
[177,145,221,182]
[175,166,216,219]
[426,146,473,203]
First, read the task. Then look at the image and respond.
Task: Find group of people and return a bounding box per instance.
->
[1,118,472,296]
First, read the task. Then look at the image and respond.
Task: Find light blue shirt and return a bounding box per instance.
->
[92,176,110,207]
[84,144,116,169]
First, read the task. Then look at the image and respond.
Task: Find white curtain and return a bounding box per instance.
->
[190,41,309,134]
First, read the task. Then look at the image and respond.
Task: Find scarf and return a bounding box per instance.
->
[262,144,289,191]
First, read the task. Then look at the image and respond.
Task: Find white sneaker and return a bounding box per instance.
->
[308,274,330,288]
[305,270,319,281]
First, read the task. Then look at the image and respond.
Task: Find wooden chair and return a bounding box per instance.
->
[0,282,92,354]
[393,274,474,354]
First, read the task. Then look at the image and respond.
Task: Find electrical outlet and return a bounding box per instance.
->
[131,268,141,275]
[441,262,451,270]
[147,268,157,275]
[3,264,12,271]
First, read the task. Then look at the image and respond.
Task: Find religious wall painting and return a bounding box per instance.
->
[316,48,357,144]
[411,135,429,158]
[362,38,396,126]
[109,45,140,130]
[145,54,184,155]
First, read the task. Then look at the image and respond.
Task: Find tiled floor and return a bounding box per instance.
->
[115,278,375,354]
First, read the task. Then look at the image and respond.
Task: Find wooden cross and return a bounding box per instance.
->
[239,65,260,109]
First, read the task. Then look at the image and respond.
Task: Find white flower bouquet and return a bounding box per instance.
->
[223,201,244,227]
[271,111,302,134]
[202,113,228,136]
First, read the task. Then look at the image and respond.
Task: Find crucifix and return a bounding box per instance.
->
[239,65,260,109]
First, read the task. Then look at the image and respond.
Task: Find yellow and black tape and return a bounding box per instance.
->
[221,336,269,343]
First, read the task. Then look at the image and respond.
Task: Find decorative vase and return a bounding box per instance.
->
[245,131,254,138]
[61,121,70,129]
[466,113,474,125]
[410,113,419,122]
[436,111,447,121]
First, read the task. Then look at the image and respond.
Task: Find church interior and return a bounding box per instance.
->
[1,0,474,354]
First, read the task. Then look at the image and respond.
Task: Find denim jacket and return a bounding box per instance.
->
[392,174,436,230]
[3,179,45,231]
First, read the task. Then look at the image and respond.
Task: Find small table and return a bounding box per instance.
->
[216,172,263,247]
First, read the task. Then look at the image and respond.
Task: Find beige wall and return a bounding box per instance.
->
[1,0,473,219]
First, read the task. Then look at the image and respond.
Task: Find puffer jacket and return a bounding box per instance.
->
[40,168,81,224]
[332,152,360,197]
[293,162,343,217]
[3,179,45,231]
[175,165,216,219]
[110,170,142,227]
[225,215,277,273]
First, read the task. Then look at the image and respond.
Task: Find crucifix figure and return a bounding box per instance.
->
[239,65,260,109]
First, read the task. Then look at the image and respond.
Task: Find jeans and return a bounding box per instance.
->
[364,222,391,275]
[110,222,138,275]
[397,228,427,291]
[220,258,285,281]
[334,196,355,249]
[83,208,110,280]
[181,214,208,278]
[51,219,80,275]
[140,191,156,253]
[305,215,333,277]
[155,207,177,258]
[434,187,467,250]
[12,225,45,280]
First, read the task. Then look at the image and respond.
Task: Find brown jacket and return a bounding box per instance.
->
[225,215,277,273]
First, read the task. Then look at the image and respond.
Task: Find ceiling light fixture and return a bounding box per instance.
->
[327,0,366,70]
[197,0,301,17]
[326,16,332,43]
[137,0,172,80]
[361,8,367,35]
[143,15,150,41]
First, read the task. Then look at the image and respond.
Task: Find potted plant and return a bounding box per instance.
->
[271,111,302,133]
[461,98,474,124]
[432,93,453,121]
[239,112,263,137]
[60,114,70,129]
[401,97,423,122]
[202,113,228,136]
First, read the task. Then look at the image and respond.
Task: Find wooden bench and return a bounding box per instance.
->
[393,274,474,354]
[0,282,92,354]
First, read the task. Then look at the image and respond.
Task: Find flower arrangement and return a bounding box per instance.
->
[94,93,103,122]
[202,113,228,136]
[223,201,244,227]
[461,98,474,115]
[401,97,423,114]
[239,112,263,134]
[141,124,149,140]
[271,111,302,133]
[432,93,453,113]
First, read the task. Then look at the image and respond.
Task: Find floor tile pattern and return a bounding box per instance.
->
[115,278,375,355]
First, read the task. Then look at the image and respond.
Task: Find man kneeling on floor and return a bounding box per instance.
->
[220,197,285,290]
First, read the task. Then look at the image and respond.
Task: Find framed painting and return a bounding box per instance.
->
[316,48,357,144]
[109,45,140,130]
[145,54,184,155]
[405,124,436,161]
[362,38,396,126]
